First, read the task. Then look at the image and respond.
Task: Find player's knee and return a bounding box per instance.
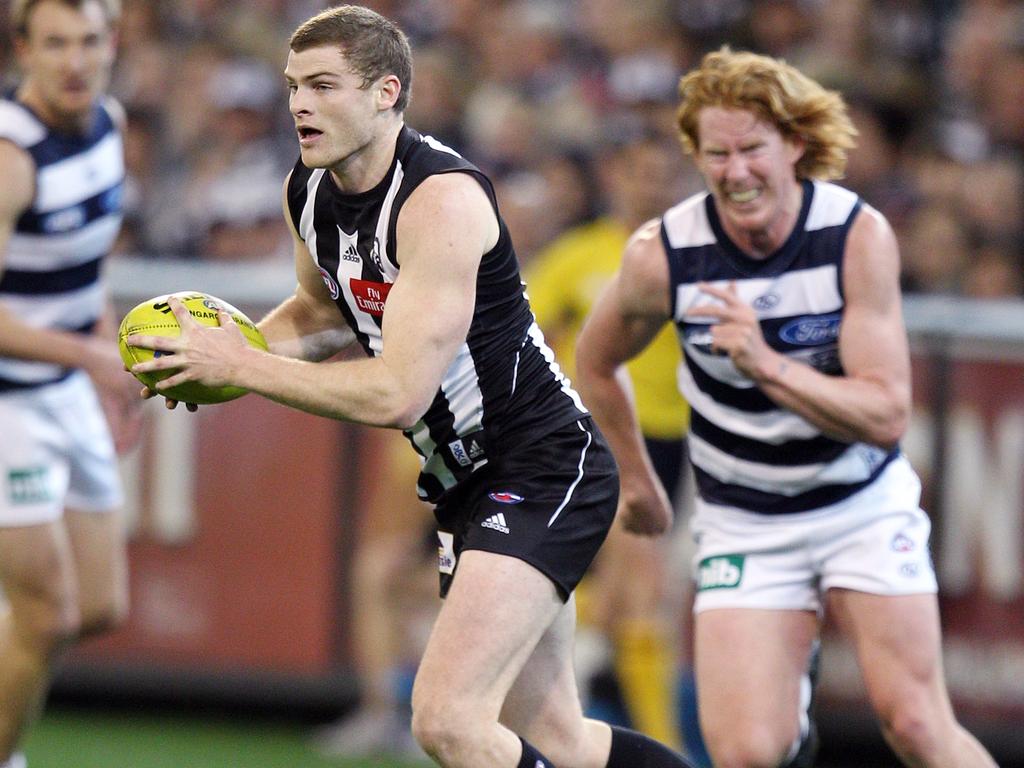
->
[410,697,473,761]
[78,591,128,638]
[878,701,943,762]
[705,722,797,768]
[8,598,81,658]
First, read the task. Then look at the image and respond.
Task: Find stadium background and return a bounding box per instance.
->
[3,0,1024,766]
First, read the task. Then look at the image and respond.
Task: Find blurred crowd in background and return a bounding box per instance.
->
[2,0,1022,297]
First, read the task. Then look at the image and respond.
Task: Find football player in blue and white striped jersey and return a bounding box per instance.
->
[0,3,137,766]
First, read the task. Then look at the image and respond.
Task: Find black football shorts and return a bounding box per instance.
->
[433,416,619,601]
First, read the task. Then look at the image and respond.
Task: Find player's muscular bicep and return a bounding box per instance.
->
[840,209,909,382]
[383,174,492,393]
[578,221,671,371]
[0,142,35,263]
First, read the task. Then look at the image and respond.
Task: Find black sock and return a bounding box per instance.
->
[518,737,554,768]
[606,725,697,768]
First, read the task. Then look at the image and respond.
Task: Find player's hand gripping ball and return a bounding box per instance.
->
[118,291,268,405]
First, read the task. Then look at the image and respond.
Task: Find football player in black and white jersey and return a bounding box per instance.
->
[0,2,138,767]
[576,48,997,768]
[128,6,693,768]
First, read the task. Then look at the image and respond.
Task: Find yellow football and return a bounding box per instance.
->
[118,291,268,405]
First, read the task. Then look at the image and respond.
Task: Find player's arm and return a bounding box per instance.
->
[256,174,356,361]
[133,171,495,430]
[697,206,910,448]
[576,220,674,535]
[0,142,129,382]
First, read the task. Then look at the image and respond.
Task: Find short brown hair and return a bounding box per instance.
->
[676,47,857,181]
[12,0,121,37]
[290,5,413,113]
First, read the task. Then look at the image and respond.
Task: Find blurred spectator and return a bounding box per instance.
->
[962,244,1024,299]
[5,0,1007,298]
[899,203,972,294]
[957,157,1024,247]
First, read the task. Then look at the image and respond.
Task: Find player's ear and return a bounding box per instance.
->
[376,74,401,112]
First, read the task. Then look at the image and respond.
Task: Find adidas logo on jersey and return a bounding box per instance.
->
[481,512,510,534]
[342,244,360,262]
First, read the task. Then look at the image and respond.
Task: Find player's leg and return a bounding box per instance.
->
[695,608,818,768]
[0,392,83,761]
[828,589,996,767]
[314,430,436,756]
[595,521,683,749]
[410,549,578,767]
[64,507,128,637]
[0,522,80,759]
[500,585,696,768]
[611,437,687,750]
[62,371,130,637]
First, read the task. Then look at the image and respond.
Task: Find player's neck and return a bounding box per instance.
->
[328,119,404,195]
[720,180,803,259]
[17,82,95,136]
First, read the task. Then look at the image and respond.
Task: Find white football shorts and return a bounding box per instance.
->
[691,455,938,614]
[0,371,123,526]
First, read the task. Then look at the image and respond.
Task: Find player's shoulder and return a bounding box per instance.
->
[624,217,667,261]
[0,98,46,148]
[0,136,36,219]
[405,168,491,215]
[620,217,670,295]
[660,190,715,252]
[100,95,126,131]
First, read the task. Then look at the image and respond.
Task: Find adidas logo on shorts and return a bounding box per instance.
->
[481,512,510,534]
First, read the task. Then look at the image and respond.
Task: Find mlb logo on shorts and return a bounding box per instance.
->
[7,466,53,505]
[698,554,745,590]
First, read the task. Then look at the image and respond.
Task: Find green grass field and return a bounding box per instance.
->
[24,707,432,768]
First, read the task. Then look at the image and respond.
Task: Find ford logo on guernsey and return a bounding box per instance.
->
[488,491,524,504]
[779,313,841,345]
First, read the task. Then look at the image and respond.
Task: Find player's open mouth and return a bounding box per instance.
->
[297,126,323,144]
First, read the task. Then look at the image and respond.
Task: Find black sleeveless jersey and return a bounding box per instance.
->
[286,125,587,502]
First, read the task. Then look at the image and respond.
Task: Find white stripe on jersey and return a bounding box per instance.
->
[662,193,714,250]
[300,169,326,259]
[0,357,65,385]
[421,134,461,158]
[805,182,859,231]
[526,322,587,413]
[333,162,405,355]
[0,281,104,331]
[35,132,123,213]
[0,101,46,145]
[6,214,122,271]
[441,344,485,437]
[676,361,820,443]
[408,421,457,498]
[374,162,404,274]
[689,431,887,496]
[675,264,842,323]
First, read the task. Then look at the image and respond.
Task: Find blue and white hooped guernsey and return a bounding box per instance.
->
[0,95,124,392]
[664,179,898,515]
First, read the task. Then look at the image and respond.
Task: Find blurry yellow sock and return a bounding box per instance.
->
[614,618,683,751]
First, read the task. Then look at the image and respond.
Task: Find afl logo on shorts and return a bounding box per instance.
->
[318,267,340,300]
[488,491,524,504]
[891,533,916,552]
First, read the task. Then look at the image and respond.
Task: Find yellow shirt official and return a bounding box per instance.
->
[526,217,689,440]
